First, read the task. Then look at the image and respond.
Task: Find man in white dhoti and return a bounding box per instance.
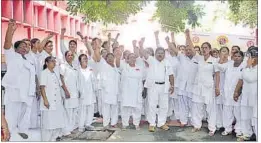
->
[139,34,175,132]
[39,56,66,141]
[234,46,258,141]
[116,52,144,130]
[2,19,36,139]
[77,54,97,131]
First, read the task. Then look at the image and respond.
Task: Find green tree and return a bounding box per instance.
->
[67,0,143,25]
[227,0,257,28]
[152,1,205,32]
[66,0,205,32]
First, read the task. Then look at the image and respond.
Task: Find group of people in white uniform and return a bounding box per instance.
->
[2,19,258,141]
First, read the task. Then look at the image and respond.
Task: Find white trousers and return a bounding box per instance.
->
[96,90,103,115]
[41,128,61,141]
[121,106,142,126]
[78,104,94,131]
[141,97,148,118]
[102,103,118,127]
[30,97,40,129]
[63,108,78,134]
[241,106,253,137]
[5,102,31,134]
[216,104,223,128]
[168,98,179,120]
[191,101,216,132]
[222,105,241,133]
[178,95,192,124]
[147,84,168,127]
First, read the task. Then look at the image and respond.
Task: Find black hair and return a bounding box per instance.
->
[127,53,136,59]
[44,40,53,47]
[233,51,244,58]
[92,37,99,42]
[78,54,88,62]
[105,53,114,59]
[146,47,154,57]
[247,46,258,57]
[102,41,108,48]
[113,46,120,53]
[232,45,240,51]
[194,46,200,50]
[155,47,165,54]
[179,45,186,50]
[101,48,108,54]
[43,56,55,70]
[22,38,30,42]
[65,50,72,57]
[201,42,212,49]
[220,46,230,53]
[69,40,77,46]
[14,41,26,49]
[30,38,40,49]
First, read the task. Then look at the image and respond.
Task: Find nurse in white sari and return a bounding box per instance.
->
[116,53,144,130]
[77,54,97,132]
[60,51,79,134]
[217,51,245,137]
[93,40,119,128]
[233,47,258,141]
[39,56,66,141]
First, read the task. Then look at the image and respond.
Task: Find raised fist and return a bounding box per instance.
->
[132,40,137,46]
[108,33,111,39]
[61,28,66,35]
[165,36,170,42]
[185,29,190,37]
[154,31,159,36]
[8,19,17,32]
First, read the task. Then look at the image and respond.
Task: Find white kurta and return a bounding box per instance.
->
[191,56,218,132]
[175,54,198,124]
[60,62,79,133]
[3,48,36,134]
[77,66,97,130]
[240,65,257,137]
[120,62,143,127]
[217,61,245,134]
[144,56,173,127]
[166,54,180,120]
[40,69,66,141]
[97,59,119,127]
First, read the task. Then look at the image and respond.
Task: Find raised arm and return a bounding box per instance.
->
[185,29,196,56]
[154,31,160,48]
[4,19,17,50]
[107,33,112,52]
[77,31,93,57]
[39,32,54,53]
[165,35,178,56]
[93,39,102,62]
[112,33,120,48]
[60,28,68,56]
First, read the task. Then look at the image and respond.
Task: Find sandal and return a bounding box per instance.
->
[221,131,231,136]
[209,130,215,136]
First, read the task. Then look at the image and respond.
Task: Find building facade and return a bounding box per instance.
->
[1,0,98,63]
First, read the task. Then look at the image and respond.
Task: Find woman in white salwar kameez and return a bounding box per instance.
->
[116,53,144,130]
[77,54,97,132]
[234,47,258,141]
[217,51,245,137]
[40,56,66,141]
[93,39,119,129]
[191,41,220,136]
[60,51,80,135]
